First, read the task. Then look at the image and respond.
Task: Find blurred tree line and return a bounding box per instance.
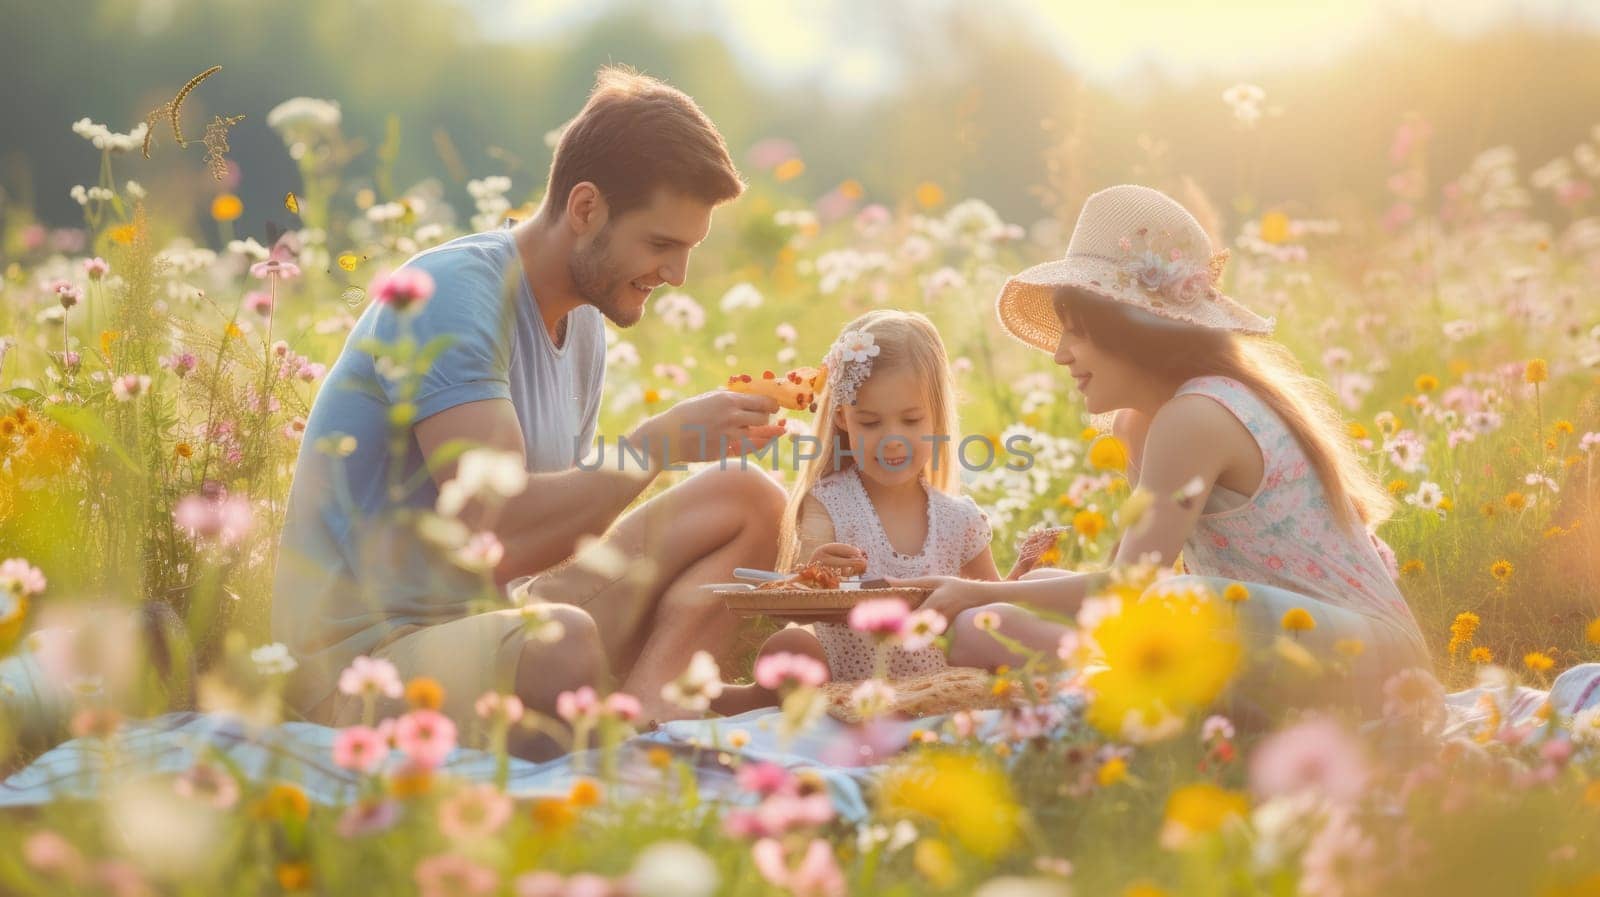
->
[3,0,1598,242]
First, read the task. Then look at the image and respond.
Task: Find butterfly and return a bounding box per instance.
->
[284,191,300,216]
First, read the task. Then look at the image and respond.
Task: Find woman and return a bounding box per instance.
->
[895,184,1431,720]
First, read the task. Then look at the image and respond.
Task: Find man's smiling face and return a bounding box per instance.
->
[568,188,714,328]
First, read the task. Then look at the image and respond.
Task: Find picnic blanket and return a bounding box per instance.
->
[5,665,1597,816]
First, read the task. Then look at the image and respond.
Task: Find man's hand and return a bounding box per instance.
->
[634,390,786,465]
[809,543,867,576]
[889,575,991,619]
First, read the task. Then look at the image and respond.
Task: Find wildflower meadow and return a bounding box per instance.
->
[4,38,1600,897]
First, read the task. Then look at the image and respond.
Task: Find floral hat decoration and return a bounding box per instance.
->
[824,329,881,406]
[996,184,1275,353]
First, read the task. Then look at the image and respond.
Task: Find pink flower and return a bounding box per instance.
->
[110,373,152,401]
[557,685,601,724]
[604,692,642,722]
[249,258,302,280]
[897,608,948,651]
[394,709,458,769]
[372,267,436,312]
[1249,716,1368,806]
[754,652,830,690]
[160,351,198,377]
[1,557,47,597]
[752,838,846,897]
[513,872,567,897]
[1298,809,1380,897]
[737,762,793,797]
[474,691,524,724]
[338,655,403,700]
[437,784,513,840]
[243,291,273,316]
[1381,668,1446,733]
[173,761,240,809]
[847,597,910,638]
[172,493,254,546]
[83,257,109,280]
[23,830,86,880]
[453,531,504,571]
[54,280,82,309]
[337,799,400,838]
[414,853,498,897]
[1201,715,1235,744]
[333,725,390,774]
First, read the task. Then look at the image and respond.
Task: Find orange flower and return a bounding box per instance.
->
[276,862,312,891]
[1258,211,1291,245]
[1280,608,1316,633]
[1490,560,1514,582]
[405,676,444,710]
[1469,646,1493,664]
[568,778,602,807]
[1523,358,1548,384]
[108,224,137,245]
[1523,651,1554,674]
[256,782,310,821]
[1586,618,1600,646]
[773,158,805,182]
[211,193,243,222]
[531,797,577,834]
[1414,374,1439,393]
[915,181,945,208]
[838,179,863,200]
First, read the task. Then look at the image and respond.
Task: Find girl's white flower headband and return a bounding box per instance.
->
[824,329,880,406]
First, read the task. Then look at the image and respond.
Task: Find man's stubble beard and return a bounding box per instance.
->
[568,225,644,328]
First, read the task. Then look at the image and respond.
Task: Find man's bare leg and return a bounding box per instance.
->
[516,464,787,720]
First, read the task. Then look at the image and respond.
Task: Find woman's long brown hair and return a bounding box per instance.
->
[1056,287,1394,534]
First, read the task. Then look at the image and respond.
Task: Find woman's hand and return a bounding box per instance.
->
[809,542,867,576]
[889,575,992,619]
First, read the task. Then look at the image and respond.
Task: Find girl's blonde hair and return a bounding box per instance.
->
[775,310,960,570]
[1057,288,1395,534]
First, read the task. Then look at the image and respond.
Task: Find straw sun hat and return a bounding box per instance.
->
[996,184,1275,352]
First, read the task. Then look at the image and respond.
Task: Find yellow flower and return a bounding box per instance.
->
[211,193,244,222]
[174,442,194,459]
[276,862,312,891]
[1096,756,1128,787]
[643,389,661,406]
[915,181,945,208]
[1438,496,1453,512]
[646,747,673,770]
[1554,419,1574,435]
[224,322,243,340]
[1450,611,1480,640]
[405,676,444,710]
[1335,639,1366,657]
[1222,582,1250,604]
[1085,586,1240,741]
[1524,358,1548,384]
[1544,525,1565,539]
[773,158,805,182]
[878,750,1023,859]
[108,224,137,245]
[1587,618,1600,646]
[1479,502,1497,518]
[1524,652,1554,674]
[257,782,311,821]
[99,329,120,357]
[1123,883,1173,897]
[1490,560,1514,582]
[1387,479,1408,496]
[1259,211,1291,245]
[1400,559,1425,576]
[1469,646,1493,664]
[1585,781,1600,808]
[1088,436,1129,472]
[1414,374,1439,392]
[913,839,958,888]
[389,765,434,798]
[1080,426,1100,440]
[1347,422,1368,440]
[838,179,863,200]
[1056,493,1075,508]
[1280,608,1316,633]
[1160,783,1250,849]
[1072,509,1106,540]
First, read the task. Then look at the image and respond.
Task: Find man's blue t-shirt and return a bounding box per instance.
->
[272,229,606,713]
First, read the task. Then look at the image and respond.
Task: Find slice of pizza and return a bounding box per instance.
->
[726,365,829,412]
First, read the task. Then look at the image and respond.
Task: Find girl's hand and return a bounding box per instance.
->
[809,542,867,576]
[889,575,990,619]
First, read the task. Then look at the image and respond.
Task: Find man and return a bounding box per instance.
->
[273,67,787,757]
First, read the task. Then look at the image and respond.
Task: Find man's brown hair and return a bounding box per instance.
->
[545,66,744,218]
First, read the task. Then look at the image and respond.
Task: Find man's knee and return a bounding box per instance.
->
[520,606,605,690]
[760,626,825,661]
[693,465,786,528]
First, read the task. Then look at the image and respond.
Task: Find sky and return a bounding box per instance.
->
[469,0,1600,95]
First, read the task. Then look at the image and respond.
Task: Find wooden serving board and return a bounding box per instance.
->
[717,587,932,622]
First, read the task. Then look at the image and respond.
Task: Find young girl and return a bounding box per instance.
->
[895,184,1432,721]
[714,311,1002,713]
